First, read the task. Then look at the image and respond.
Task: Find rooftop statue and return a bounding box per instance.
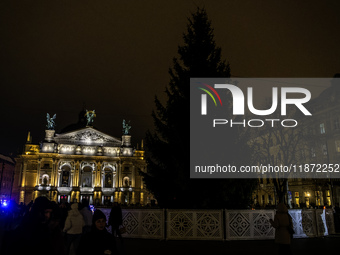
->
[85,110,96,126]
[46,113,56,130]
[122,119,131,135]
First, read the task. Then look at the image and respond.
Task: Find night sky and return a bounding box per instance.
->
[1,0,340,155]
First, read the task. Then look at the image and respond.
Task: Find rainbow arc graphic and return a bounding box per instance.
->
[198,83,222,115]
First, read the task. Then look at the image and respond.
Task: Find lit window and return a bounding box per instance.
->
[81,167,92,187]
[60,167,70,187]
[104,170,113,188]
[295,192,300,207]
[335,140,340,153]
[322,144,328,155]
[304,192,311,208]
[320,123,326,134]
[315,191,321,206]
[326,190,331,206]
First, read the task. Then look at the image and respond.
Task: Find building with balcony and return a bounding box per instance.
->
[12,111,150,206]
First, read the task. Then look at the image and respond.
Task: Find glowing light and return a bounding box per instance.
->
[83,146,95,154]
[89,205,95,213]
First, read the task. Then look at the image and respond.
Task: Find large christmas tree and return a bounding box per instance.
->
[143,8,256,208]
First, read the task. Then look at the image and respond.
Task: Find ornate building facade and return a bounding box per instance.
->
[12,113,150,206]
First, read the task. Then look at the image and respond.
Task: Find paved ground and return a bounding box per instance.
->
[119,235,340,255]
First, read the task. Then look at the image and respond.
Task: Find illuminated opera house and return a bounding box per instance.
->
[12,110,150,206]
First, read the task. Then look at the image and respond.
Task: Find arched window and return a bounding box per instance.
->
[42,174,49,185]
[123,176,130,187]
[104,170,113,188]
[82,166,92,187]
[60,165,71,187]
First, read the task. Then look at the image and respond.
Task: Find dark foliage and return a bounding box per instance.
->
[143,8,257,209]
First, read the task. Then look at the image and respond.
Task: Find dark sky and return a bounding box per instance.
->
[1,0,340,155]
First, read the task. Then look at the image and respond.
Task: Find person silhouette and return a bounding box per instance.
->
[108,202,123,242]
[269,203,293,255]
[78,209,117,255]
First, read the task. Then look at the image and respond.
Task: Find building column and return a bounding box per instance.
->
[70,170,74,187]
[131,165,135,187]
[51,159,56,187]
[140,192,144,205]
[118,192,122,204]
[57,170,61,187]
[36,159,41,186]
[96,161,102,187]
[74,161,80,187]
[19,162,28,204]
[98,191,102,205]
[131,191,135,204]
[91,163,96,188]
[117,162,122,188]
[33,190,38,201]
[141,176,144,190]
[71,191,75,202]
[21,162,27,188]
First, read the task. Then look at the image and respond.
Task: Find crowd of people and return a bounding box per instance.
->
[0,198,124,255]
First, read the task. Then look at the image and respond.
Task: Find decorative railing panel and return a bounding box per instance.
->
[315,209,328,236]
[225,210,275,240]
[288,209,335,238]
[98,208,165,239]
[288,209,316,238]
[97,208,335,240]
[325,209,336,234]
[166,210,223,240]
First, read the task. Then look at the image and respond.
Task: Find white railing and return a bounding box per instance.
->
[98,208,165,239]
[225,210,275,240]
[166,210,223,240]
[97,208,336,240]
[289,209,335,238]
